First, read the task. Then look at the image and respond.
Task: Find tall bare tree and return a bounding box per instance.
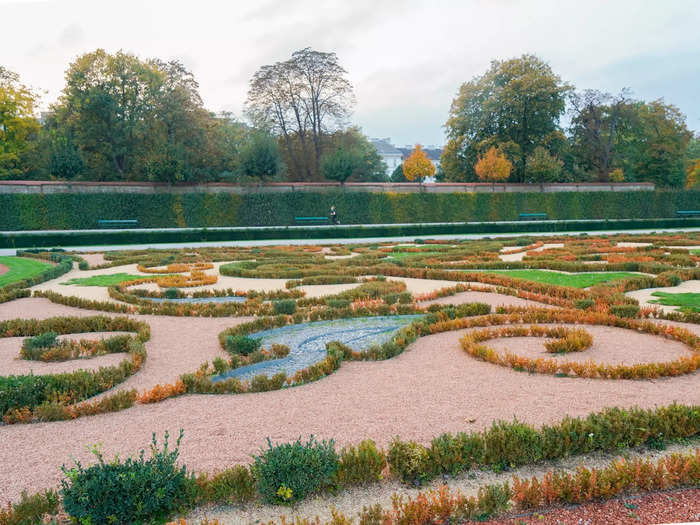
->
[245,48,354,180]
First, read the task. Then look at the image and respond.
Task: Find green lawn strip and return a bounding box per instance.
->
[0,256,55,287]
[691,249,699,255]
[464,269,642,288]
[649,291,700,313]
[386,251,446,260]
[62,273,166,286]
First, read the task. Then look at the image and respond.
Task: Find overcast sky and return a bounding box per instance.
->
[3,0,699,147]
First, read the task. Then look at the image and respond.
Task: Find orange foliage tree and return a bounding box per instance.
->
[474,146,512,182]
[402,144,436,183]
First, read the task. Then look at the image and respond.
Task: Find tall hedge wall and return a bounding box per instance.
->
[1,190,698,231]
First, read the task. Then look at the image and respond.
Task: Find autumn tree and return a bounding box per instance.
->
[402,145,435,183]
[0,66,41,179]
[442,55,571,182]
[245,48,355,181]
[474,146,512,183]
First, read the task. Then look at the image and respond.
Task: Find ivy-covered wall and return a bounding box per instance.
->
[0,190,698,231]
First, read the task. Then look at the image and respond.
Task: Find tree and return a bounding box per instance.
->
[568,89,633,181]
[524,146,566,183]
[390,163,407,182]
[238,132,282,180]
[324,127,387,182]
[402,145,435,183]
[0,66,41,179]
[321,147,362,184]
[245,48,355,181]
[474,146,512,183]
[442,54,571,181]
[620,100,691,187]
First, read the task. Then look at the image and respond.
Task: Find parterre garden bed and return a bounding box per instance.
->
[0,231,699,524]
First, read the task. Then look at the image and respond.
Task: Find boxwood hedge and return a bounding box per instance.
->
[1,190,698,231]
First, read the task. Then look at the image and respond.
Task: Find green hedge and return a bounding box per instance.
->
[1,190,698,231]
[3,217,700,249]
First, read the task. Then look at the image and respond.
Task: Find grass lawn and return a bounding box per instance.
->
[387,251,446,260]
[692,249,699,255]
[649,292,700,313]
[0,256,54,287]
[465,269,642,288]
[62,273,158,286]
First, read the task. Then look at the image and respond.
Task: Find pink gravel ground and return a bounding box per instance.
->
[423,290,553,309]
[78,253,107,267]
[0,297,699,504]
[0,264,8,275]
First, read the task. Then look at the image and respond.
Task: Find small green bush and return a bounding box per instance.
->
[225,335,262,356]
[164,287,180,299]
[609,304,640,318]
[22,332,58,351]
[60,430,193,524]
[273,299,297,315]
[250,372,286,392]
[398,292,413,304]
[574,298,594,310]
[325,298,351,309]
[195,465,256,504]
[0,489,60,525]
[387,438,431,485]
[382,293,398,305]
[252,436,340,503]
[334,440,386,487]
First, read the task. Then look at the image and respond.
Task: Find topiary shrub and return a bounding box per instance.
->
[225,335,262,356]
[382,293,398,305]
[273,299,297,315]
[22,331,58,352]
[164,287,180,299]
[252,436,339,503]
[325,298,351,309]
[60,430,193,524]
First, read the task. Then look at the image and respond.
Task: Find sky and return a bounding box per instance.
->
[2,0,699,147]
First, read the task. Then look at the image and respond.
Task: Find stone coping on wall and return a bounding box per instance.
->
[0,181,655,195]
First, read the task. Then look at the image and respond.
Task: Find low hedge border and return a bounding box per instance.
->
[0,316,150,423]
[3,216,700,248]
[461,323,699,379]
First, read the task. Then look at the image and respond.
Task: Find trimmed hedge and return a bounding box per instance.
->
[1,190,698,232]
[4,217,700,248]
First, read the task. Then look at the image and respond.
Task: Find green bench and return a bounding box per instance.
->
[294,216,329,224]
[97,219,138,228]
[676,210,700,218]
[518,212,548,221]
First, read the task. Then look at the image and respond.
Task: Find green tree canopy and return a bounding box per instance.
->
[442,54,571,182]
[0,66,41,179]
[321,147,363,184]
[238,132,283,180]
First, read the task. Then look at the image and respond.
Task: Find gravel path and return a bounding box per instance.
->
[0,300,698,504]
[422,290,552,309]
[0,264,8,275]
[79,253,107,267]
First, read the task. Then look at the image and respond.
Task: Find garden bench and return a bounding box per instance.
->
[518,212,548,221]
[294,216,329,224]
[97,219,138,228]
[676,210,700,218]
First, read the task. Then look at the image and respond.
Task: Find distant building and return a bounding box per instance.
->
[370,138,404,177]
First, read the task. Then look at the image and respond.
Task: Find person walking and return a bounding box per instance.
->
[330,205,339,225]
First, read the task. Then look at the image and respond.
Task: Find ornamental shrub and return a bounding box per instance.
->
[398,292,413,304]
[225,335,261,356]
[164,287,180,299]
[60,430,193,524]
[334,440,386,487]
[387,438,432,485]
[609,304,640,318]
[382,293,398,305]
[0,489,60,525]
[325,298,351,309]
[22,332,58,355]
[252,436,340,503]
[273,299,297,315]
[574,298,594,310]
[195,465,256,504]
